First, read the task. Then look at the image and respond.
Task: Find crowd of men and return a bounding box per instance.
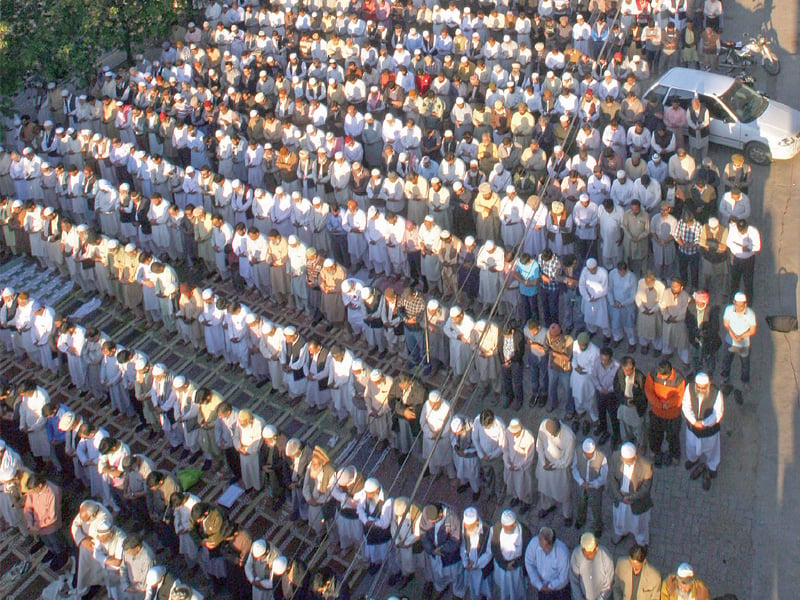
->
[0,0,757,597]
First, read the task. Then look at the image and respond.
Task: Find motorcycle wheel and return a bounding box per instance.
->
[763,56,781,75]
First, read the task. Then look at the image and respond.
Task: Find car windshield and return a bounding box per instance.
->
[719,80,769,123]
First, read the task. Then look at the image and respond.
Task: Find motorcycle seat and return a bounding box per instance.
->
[722,40,736,48]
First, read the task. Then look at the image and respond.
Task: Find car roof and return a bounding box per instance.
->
[655,67,735,97]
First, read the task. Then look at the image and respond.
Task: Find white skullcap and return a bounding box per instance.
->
[1,287,14,297]
[427,299,439,311]
[261,321,275,334]
[360,287,372,300]
[508,418,522,433]
[10,200,22,209]
[580,532,597,551]
[617,169,626,179]
[734,292,747,303]
[134,358,147,371]
[652,153,661,161]
[582,438,596,453]
[42,207,54,216]
[272,556,288,576]
[283,325,297,336]
[695,372,710,386]
[201,289,213,300]
[464,236,475,246]
[367,206,377,218]
[621,442,637,459]
[579,193,590,203]
[245,313,257,325]
[124,242,136,253]
[323,258,334,268]
[475,319,487,331]
[429,390,443,403]
[107,239,119,249]
[501,510,516,526]
[449,416,463,434]
[677,563,694,579]
[262,424,277,439]
[369,369,382,382]
[506,185,515,193]
[352,359,364,371]
[485,240,496,251]
[287,234,298,245]
[364,477,380,493]
[152,363,166,376]
[424,215,434,222]
[449,306,462,318]
[463,507,478,525]
[586,258,598,269]
[58,412,76,431]
[76,224,88,233]
[708,217,719,228]
[251,539,267,557]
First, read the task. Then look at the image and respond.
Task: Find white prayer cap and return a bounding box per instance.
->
[547,71,555,78]
[367,206,377,218]
[440,230,451,240]
[586,258,598,269]
[364,477,380,493]
[92,133,102,141]
[734,292,747,303]
[119,182,131,190]
[58,412,76,431]
[66,127,75,135]
[287,234,298,245]
[61,89,70,97]
[42,207,54,217]
[449,306,462,318]
[107,239,119,249]
[506,185,515,194]
[312,196,321,205]
[676,563,694,579]
[261,321,275,334]
[146,566,166,588]
[22,147,32,155]
[508,418,522,434]
[424,215,434,223]
[695,372,710,386]
[323,258,334,268]
[44,120,54,128]
[338,466,356,486]
[334,151,343,160]
[579,193,590,203]
[369,368,382,382]
[501,510,516,526]
[47,82,56,89]
[453,182,463,191]
[463,507,479,525]
[485,240,496,252]
[582,438,596,454]
[360,287,372,300]
[285,438,301,457]
[620,442,637,459]
[352,359,364,372]
[245,313,257,325]
[134,357,148,371]
[559,115,569,123]
[427,299,439,311]
[708,217,719,228]
[428,390,443,403]
[96,518,113,535]
[201,289,213,300]
[449,416,463,434]
[152,363,166,376]
[249,109,258,118]
[261,424,277,440]
[124,242,137,253]
[76,224,88,233]
[652,153,661,161]
[475,319,487,331]
[272,556,288,576]
[251,539,267,557]
[580,532,597,552]
[464,236,475,246]
[283,325,297,336]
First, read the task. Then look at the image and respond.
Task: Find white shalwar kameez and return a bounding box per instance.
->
[19,387,51,458]
[224,309,251,369]
[503,428,536,505]
[421,400,455,478]
[280,339,309,399]
[174,494,200,566]
[330,485,365,551]
[612,462,651,546]
[260,327,285,393]
[443,314,475,376]
[234,416,264,491]
[494,524,526,600]
[304,349,332,409]
[535,424,576,518]
[579,266,610,336]
[570,342,600,421]
[682,386,724,471]
[327,351,354,421]
[357,492,393,563]
[462,524,493,600]
[199,301,226,356]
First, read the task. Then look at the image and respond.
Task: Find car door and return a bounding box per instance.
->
[700,94,743,149]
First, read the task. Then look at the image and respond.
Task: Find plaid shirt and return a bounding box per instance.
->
[538,253,562,291]
[306,256,322,287]
[675,220,703,255]
[401,292,425,328]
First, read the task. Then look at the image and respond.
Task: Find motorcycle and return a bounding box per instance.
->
[719,33,781,76]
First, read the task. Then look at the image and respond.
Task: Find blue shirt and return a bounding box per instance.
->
[46,403,70,443]
[515,259,541,297]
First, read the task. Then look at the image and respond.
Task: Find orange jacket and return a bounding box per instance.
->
[645,369,686,420]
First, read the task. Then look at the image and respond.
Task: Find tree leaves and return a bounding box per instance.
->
[0,0,186,96]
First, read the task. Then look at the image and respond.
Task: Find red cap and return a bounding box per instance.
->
[159,112,167,122]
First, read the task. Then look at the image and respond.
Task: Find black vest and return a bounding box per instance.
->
[686,384,721,437]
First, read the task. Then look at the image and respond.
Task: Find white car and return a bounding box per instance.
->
[644,67,800,164]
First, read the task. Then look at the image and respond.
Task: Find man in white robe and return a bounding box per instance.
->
[330,466,365,556]
[71,500,113,594]
[460,507,493,600]
[357,478,393,572]
[234,409,264,491]
[450,416,481,500]
[490,510,530,600]
[579,258,611,340]
[30,303,58,372]
[682,372,724,491]
[598,199,624,269]
[610,442,653,546]
[571,332,600,434]
[472,410,507,503]
[0,441,26,535]
[173,376,200,459]
[19,381,51,464]
[171,492,200,568]
[443,306,474,377]
[280,326,308,401]
[260,321,285,395]
[304,339,332,413]
[365,369,394,445]
[198,289,225,356]
[421,390,455,480]
[608,262,638,350]
[535,419,576,526]
[524,526,571,598]
[499,417,536,513]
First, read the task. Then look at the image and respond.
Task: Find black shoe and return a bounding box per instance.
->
[690,463,706,480]
[593,423,604,436]
[685,459,700,471]
[134,424,147,433]
[571,419,580,433]
[456,483,469,493]
[400,574,414,589]
[563,517,573,527]
[734,389,744,405]
[271,497,286,511]
[367,563,381,575]
[574,520,585,530]
[702,469,712,490]
[179,449,190,460]
[387,572,402,586]
[721,383,734,396]
[472,490,481,501]
[597,432,611,446]
[42,551,55,563]
[510,497,520,508]
[519,502,531,514]
[537,505,556,519]
[30,540,44,554]
[202,460,213,471]
[581,421,591,436]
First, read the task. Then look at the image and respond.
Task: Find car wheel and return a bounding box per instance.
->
[745,141,771,165]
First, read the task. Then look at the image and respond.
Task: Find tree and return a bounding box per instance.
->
[0,0,186,97]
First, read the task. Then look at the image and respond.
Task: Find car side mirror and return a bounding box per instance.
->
[758,91,770,99]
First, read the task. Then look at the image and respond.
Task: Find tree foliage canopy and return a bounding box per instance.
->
[0,0,185,96]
